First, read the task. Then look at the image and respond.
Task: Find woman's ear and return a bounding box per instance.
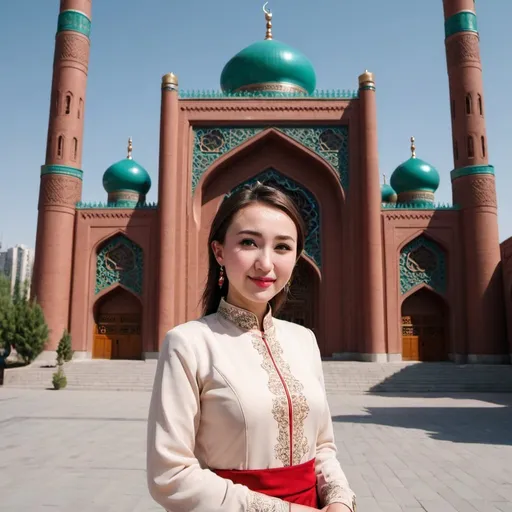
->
[211,241,224,265]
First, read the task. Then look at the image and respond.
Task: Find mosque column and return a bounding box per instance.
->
[357,71,387,361]
[156,73,179,348]
[33,0,92,351]
[443,0,506,361]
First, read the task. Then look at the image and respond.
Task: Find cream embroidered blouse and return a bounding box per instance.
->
[147,299,356,512]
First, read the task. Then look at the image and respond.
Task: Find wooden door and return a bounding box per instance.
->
[401,316,419,361]
[401,289,448,362]
[93,333,112,359]
[93,314,141,360]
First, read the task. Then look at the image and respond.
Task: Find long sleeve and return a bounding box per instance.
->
[146,327,289,512]
[308,330,357,511]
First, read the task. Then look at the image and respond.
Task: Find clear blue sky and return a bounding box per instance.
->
[1,0,511,250]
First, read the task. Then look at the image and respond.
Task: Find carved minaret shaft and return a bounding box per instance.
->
[443,0,506,361]
[33,0,92,351]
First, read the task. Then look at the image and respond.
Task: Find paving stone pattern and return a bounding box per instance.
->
[1,389,512,511]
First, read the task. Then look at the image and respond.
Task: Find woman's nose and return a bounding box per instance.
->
[255,250,273,272]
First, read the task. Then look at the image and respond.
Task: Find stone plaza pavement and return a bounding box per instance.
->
[1,388,512,512]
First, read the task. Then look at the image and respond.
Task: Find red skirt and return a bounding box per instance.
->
[213,458,319,507]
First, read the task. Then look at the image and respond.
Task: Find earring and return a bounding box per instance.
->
[218,266,225,289]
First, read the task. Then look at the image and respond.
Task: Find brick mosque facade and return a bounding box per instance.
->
[32,0,512,363]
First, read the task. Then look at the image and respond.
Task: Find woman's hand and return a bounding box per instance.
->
[290,505,321,511]
[321,504,352,512]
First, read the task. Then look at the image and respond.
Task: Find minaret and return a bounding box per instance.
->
[33,0,92,351]
[358,70,386,361]
[156,72,180,347]
[443,0,506,361]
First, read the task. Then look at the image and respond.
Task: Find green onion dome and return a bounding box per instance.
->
[102,138,151,205]
[381,182,397,203]
[390,137,440,204]
[220,5,316,95]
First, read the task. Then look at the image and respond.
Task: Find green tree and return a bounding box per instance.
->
[12,299,49,364]
[56,329,74,365]
[0,274,15,358]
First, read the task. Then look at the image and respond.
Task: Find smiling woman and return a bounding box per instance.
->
[147,183,356,512]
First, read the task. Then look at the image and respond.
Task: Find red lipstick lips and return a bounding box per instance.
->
[249,276,276,289]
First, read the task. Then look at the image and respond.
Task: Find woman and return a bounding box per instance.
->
[147,184,356,512]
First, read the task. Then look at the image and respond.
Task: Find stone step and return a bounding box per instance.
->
[3,361,512,392]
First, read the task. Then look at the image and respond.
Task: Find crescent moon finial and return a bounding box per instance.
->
[263,2,273,39]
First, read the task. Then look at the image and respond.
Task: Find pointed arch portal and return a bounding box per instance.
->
[401,287,448,361]
[93,287,142,360]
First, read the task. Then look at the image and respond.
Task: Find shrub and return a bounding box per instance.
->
[56,329,74,365]
[52,366,67,390]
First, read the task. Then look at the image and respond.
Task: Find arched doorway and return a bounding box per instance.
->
[93,287,142,360]
[276,258,318,330]
[401,288,448,361]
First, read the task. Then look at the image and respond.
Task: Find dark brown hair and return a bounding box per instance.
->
[201,183,306,316]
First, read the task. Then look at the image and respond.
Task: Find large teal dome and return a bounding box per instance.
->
[221,39,316,94]
[103,159,151,195]
[220,7,316,95]
[390,138,440,204]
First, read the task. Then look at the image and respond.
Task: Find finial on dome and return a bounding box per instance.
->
[127,137,133,160]
[410,136,416,158]
[263,2,273,40]
[383,173,387,184]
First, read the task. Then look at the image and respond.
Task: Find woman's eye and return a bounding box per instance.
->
[276,244,292,251]
[240,238,256,247]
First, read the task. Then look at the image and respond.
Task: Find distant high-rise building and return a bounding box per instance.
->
[3,245,35,296]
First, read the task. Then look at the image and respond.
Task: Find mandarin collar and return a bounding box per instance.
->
[217,298,274,333]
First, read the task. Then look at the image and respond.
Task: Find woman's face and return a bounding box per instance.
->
[212,203,298,315]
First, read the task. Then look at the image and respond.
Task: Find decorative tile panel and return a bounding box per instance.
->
[95,235,143,296]
[399,236,446,295]
[192,126,349,192]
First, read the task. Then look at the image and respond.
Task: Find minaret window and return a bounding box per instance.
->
[78,98,83,119]
[65,94,72,115]
[453,139,459,161]
[57,136,64,158]
[481,136,486,157]
[467,136,474,158]
[73,138,78,161]
[478,94,483,116]
[465,94,472,114]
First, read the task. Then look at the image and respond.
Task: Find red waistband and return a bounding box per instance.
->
[213,458,318,506]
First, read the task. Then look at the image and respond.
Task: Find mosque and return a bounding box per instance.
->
[33,0,512,363]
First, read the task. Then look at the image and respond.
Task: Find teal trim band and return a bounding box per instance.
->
[450,164,494,181]
[359,85,376,92]
[445,11,478,38]
[57,10,91,38]
[41,164,83,180]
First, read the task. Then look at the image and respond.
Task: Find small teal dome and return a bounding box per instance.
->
[102,140,151,197]
[103,159,151,195]
[381,183,397,203]
[390,138,440,197]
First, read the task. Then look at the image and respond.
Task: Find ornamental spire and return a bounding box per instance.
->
[127,137,133,159]
[263,2,273,40]
[410,136,416,158]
